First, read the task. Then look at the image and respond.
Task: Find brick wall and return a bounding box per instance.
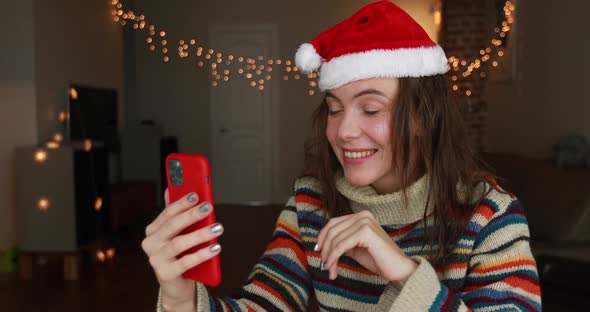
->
[441,0,499,152]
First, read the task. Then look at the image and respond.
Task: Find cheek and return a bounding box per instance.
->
[326,119,338,146]
[366,119,392,149]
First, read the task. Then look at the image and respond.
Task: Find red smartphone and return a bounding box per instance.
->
[165,153,221,287]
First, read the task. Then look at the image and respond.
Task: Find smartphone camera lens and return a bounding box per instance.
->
[168,159,184,186]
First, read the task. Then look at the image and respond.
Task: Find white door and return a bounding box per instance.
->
[209,24,279,204]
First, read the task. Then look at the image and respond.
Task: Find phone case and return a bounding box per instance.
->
[165,153,221,287]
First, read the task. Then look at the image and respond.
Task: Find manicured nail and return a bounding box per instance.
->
[209,244,221,253]
[187,193,197,202]
[199,202,210,213]
[210,223,223,233]
[313,243,319,252]
[320,261,326,271]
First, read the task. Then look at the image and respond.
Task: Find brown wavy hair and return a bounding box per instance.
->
[303,74,493,266]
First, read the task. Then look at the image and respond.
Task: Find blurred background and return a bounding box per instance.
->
[0,0,589,310]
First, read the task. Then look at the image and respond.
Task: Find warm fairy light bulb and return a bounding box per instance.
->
[117,10,123,16]
[250,81,256,87]
[238,69,244,74]
[162,40,167,45]
[59,111,67,122]
[96,250,106,262]
[308,90,315,96]
[283,75,289,80]
[190,39,196,45]
[94,197,103,211]
[197,61,203,67]
[162,48,168,53]
[294,74,300,80]
[163,56,169,62]
[286,67,292,72]
[116,3,122,8]
[238,57,244,62]
[258,85,264,91]
[223,76,229,81]
[452,85,459,91]
[492,61,499,67]
[83,139,92,151]
[205,54,211,60]
[46,141,59,149]
[149,45,155,51]
[212,81,218,87]
[466,90,472,96]
[256,70,262,75]
[285,60,291,66]
[106,248,115,259]
[53,133,63,143]
[38,198,50,211]
[69,87,78,100]
[310,81,317,87]
[147,38,152,43]
[35,150,47,163]
[293,67,299,72]
[266,75,271,80]
[452,76,457,81]
[266,67,272,73]
[276,60,282,65]
[246,73,252,79]
[498,51,504,57]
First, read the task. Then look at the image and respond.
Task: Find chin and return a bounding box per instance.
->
[343,171,375,187]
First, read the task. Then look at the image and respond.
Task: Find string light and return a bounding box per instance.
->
[111,1,513,96]
[94,197,103,211]
[35,150,47,163]
[38,198,50,211]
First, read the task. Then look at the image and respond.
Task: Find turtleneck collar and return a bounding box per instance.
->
[334,171,433,226]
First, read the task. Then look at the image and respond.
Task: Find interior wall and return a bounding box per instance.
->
[485,0,590,157]
[0,0,37,250]
[124,0,438,202]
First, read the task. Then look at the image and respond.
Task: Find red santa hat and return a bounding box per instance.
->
[295,0,449,91]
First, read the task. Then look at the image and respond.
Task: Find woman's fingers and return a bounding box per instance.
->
[324,220,372,269]
[164,188,170,206]
[142,200,211,256]
[158,222,224,262]
[315,214,352,252]
[145,192,199,237]
[152,241,222,282]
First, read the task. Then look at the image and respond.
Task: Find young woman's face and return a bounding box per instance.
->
[326,78,400,193]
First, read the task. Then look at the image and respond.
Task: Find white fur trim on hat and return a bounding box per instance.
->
[318,45,449,90]
[295,43,322,74]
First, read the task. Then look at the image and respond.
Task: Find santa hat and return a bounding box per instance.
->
[295,0,449,91]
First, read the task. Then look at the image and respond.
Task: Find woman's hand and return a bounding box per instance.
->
[141,189,224,310]
[315,210,417,284]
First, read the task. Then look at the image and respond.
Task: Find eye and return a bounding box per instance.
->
[364,110,379,116]
[328,110,342,116]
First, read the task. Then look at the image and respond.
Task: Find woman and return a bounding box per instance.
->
[142,1,542,311]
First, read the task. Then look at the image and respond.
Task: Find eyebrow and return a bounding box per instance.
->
[325,89,390,102]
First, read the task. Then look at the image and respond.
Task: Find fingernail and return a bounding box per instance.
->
[320,261,326,271]
[313,243,319,252]
[209,244,221,253]
[199,202,210,213]
[210,223,223,233]
[187,193,197,202]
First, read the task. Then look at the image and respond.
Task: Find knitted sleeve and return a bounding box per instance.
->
[157,195,313,311]
[378,197,542,311]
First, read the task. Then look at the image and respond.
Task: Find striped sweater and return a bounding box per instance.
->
[157,174,542,311]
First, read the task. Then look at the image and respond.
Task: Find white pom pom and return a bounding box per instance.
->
[295,43,322,74]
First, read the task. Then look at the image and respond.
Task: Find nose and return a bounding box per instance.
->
[338,111,361,141]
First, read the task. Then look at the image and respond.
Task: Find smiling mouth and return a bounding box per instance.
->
[343,149,377,159]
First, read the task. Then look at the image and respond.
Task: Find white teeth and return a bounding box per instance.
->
[343,150,375,159]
